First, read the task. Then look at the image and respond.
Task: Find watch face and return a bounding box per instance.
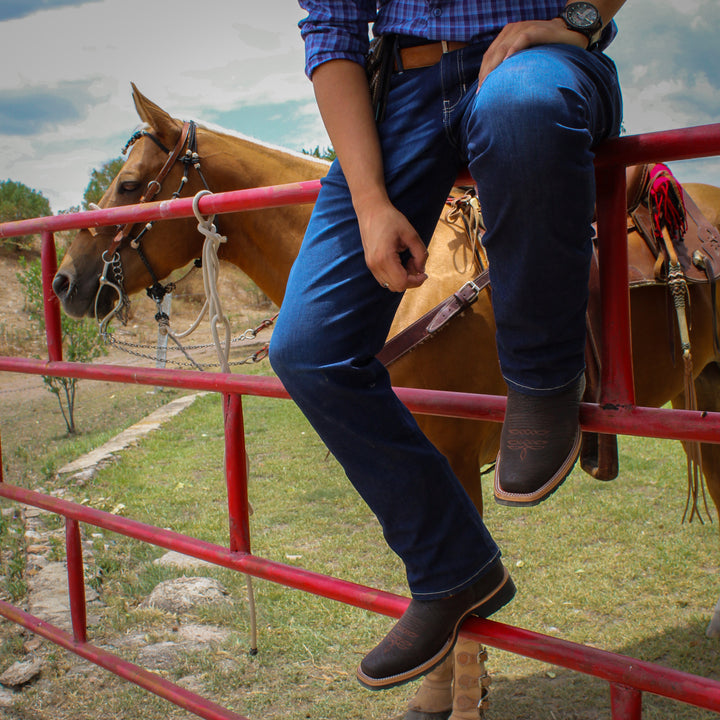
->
[566,2,600,29]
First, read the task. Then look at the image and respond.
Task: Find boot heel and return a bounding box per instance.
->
[471,571,516,619]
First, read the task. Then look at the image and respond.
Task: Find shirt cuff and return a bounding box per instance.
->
[302,25,370,78]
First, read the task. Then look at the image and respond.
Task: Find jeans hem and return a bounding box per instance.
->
[503,367,586,397]
[410,550,502,600]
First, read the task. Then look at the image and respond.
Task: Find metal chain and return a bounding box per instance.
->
[101,314,277,369]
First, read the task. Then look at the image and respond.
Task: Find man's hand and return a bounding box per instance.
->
[311,60,429,292]
[478,18,588,87]
[356,199,429,292]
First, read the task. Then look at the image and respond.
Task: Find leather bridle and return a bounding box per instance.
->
[96,120,210,332]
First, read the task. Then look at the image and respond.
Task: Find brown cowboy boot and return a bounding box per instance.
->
[357,559,514,690]
[494,376,584,507]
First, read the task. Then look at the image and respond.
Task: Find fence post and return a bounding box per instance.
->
[223,393,251,553]
[610,683,643,719]
[41,231,63,363]
[154,293,172,392]
[595,165,635,406]
[65,518,88,643]
[223,392,258,652]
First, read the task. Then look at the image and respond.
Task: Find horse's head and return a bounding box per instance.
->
[54,84,209,320]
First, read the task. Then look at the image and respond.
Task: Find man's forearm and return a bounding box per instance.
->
[311,59,390,215]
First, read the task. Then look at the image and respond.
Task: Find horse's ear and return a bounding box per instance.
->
[130,82,181,144]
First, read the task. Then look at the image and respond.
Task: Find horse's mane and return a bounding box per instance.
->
[193,119,331,170]
[128,118,331,171]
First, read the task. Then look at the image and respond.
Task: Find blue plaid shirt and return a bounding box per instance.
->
[299,0,616,77]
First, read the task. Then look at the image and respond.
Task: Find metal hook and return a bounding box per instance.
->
[96,252,129,334]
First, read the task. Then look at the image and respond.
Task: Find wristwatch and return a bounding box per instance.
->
[559,2,603,48]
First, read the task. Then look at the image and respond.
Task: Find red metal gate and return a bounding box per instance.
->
[1,123,720,719]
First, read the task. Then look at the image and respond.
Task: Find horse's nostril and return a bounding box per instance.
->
[52,272,71,301]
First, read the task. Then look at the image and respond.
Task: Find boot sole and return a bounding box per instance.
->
[356,568,516,691]
[493,428,581,507]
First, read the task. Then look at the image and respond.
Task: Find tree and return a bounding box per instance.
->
[16,254,108,435]
[0,180,51,250]
[83,157,125,209]
[303,146,336,162]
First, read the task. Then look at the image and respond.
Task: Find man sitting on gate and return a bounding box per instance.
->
[269,0,625,690]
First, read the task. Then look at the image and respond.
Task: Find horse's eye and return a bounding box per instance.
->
[119,180,141,194]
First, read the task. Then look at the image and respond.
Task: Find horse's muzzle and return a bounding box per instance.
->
[52,269,101,318]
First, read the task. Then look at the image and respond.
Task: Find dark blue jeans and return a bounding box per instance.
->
[270,42,622,598]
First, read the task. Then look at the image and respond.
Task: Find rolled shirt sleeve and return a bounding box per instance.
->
[298,0,377,78]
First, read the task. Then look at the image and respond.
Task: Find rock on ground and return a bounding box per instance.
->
[142,576,230,614]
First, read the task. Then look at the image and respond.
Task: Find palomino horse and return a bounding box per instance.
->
[54,86,720,720]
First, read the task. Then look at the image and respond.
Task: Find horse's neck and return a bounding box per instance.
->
[198,130,328,305]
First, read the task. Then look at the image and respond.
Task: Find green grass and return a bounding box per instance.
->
[1,367,720,719]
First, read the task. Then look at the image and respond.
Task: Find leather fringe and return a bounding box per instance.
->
[680,349,713,524]
[665,260,713,524]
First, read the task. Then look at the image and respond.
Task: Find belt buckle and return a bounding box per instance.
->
[441,40,450,53]
[458,279,481,303]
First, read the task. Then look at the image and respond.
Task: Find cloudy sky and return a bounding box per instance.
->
[1,0,719,213]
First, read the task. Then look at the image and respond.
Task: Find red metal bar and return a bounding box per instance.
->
[0,599,249,720]
[41,231,63,362]
[0,180,323,239]
[0,124,716,245]
[223,393,251,553]
[461,619,720,714]
[65,518,87,643]
[595,164,635,406]
[1,481,719,714]
[610,683,643,719]
[2,356,720,444]
[0,480,409,618]
[595,123,720,168]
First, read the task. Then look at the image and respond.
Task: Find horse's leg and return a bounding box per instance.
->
[671,361,720,637]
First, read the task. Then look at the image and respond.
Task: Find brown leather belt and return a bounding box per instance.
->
[396,40,469,71]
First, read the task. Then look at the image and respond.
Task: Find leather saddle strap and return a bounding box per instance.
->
[377,269,490,367]
[681,189,720,352]
[580,245,620,480]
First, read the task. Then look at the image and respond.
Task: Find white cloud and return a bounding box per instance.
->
[1,0,719,210]
[608,0,720,186]
[0,0,320,209]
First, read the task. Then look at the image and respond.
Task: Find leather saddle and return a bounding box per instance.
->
[583,163,720,480]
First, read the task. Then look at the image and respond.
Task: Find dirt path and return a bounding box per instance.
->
[0,248,276,488]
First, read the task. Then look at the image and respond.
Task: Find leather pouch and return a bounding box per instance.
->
[366,34,397,122]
